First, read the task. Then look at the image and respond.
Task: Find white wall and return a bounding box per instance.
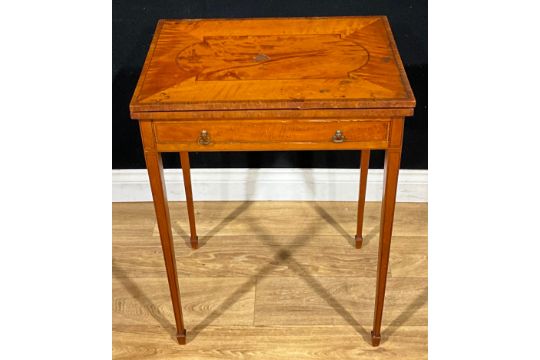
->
[112,168,427,202]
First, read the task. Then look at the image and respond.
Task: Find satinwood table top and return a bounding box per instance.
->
[130,16,415,113]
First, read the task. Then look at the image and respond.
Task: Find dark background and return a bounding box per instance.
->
[113,0,427,170]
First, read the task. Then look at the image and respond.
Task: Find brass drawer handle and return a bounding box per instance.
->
[332,130,345,143]
[198,130,211,145]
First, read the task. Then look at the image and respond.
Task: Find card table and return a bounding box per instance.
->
[130,16,416,346]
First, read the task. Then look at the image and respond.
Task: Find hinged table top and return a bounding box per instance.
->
[130,16,415,114]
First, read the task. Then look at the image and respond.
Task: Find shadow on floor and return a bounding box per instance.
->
[123,167,423,346]
[384,287,428,340]
[187,202,377,344]
[195,201,254,248]
[112,260,177,342]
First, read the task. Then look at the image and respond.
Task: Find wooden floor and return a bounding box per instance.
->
[113,201,427,359]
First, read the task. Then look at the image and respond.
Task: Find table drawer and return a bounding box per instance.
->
[153,119,391,151]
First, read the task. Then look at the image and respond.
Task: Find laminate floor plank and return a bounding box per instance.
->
[112,277,255,327]
[389,253,428,278]
[113,202,156,240]
[254,276,427,326]
[157,202,427,239]
[113,325,427,360]
[112,235,426,278]
[112,201,427,359]
[113,238,383,278]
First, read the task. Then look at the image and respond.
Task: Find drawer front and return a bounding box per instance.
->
[153,119,391,151]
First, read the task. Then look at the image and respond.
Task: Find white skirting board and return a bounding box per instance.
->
[112,168,427,202]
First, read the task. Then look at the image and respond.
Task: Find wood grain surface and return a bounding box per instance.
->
[154,120,390,143]
[153,119,391,152]
[113,201,427,359]
[130,16,415,113]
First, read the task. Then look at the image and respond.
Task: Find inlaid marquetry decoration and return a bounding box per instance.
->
[131,17,415,112]
[176,34,370,81]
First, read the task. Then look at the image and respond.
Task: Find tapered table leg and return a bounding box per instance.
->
[180,152,198,249]
[144,150,187,345]
[355,150,370,248]
[371,148,401,346]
